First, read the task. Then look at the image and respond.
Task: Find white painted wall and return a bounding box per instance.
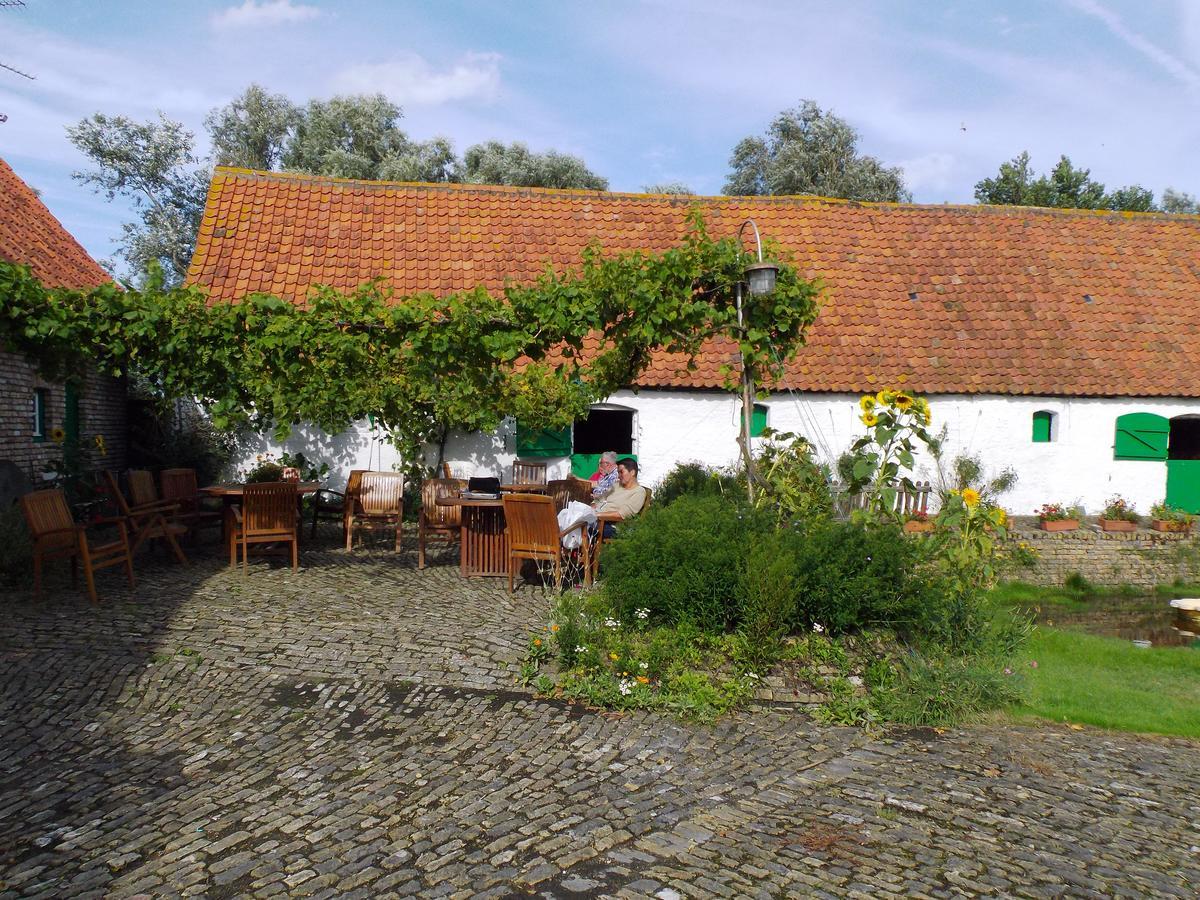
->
[232,391,1200,516]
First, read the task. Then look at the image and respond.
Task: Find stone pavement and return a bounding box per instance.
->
[1,535,1198,898]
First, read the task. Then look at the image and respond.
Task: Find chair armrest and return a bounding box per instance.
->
[130,499,181,515]
[230,505,243,524]
[34,524,84,539]
[559,520,589,539]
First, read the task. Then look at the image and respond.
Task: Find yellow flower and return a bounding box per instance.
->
[609,652,619,661]
[962,488,981,508]
[861,411,879,427]
[636,676,650,685]
[893,393,914,411]
[550,624,559,632]
[995,508,1008,525]
[876,388,897,406]
[49,426,66,444]
[859,395,876,413]
[92,434,108,456]
[533,638,542,646]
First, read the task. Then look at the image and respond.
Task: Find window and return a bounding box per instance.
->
[32,389,47,441]
[751,403,768,438]
[1113,412,1169,461]
[1031,410,1055,443]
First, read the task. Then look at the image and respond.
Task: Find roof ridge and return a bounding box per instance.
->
[209,165,1200,221]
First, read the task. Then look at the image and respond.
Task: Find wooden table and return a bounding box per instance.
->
[499,483,548,493]
[201,482,320,542]
[437,496,510,577]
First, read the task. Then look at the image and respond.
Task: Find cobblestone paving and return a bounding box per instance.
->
[2,536,1199,898]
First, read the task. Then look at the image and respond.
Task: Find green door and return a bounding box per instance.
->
[1166,461,1200,513]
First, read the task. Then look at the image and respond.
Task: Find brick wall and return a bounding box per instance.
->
[1006,526,1200,587]
[0,349,127,479]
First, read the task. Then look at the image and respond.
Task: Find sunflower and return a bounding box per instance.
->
[961,488,981,508]
[48,426,66,444]
[859,395,877,413]
[893,393,914,411]
[861,411,879,427]
[92,433,108,456]
[875,388,896,406]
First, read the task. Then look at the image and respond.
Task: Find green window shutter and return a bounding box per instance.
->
[1114,412,1169,460]
[64,382,80,446]
[515,422,572,457]
[1031,411,1052,443]
[751,403,768,438]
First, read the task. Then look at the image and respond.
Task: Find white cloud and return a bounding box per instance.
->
[211,1,320,30]
[1063,0,1200,90]
[332,52,502,106]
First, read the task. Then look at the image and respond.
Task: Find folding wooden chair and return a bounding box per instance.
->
[20,488,135,603]
[103,471,188,565]
[502,493,590,593]
[160,468,222,541]
[346,471,404,551]
[229,482,299,573]
[418,477,466,568]
[547,477,594,511]
[310,469,363,540]
[511,460,548,485]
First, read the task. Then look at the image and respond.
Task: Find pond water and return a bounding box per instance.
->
[1038,596,1200,648]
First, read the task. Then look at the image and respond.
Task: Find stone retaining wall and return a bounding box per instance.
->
[1007,526,1200,587]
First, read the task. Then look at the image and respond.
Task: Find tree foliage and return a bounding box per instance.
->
[724,100,911,202]
[642,181,695,195]
[461,141,608,190]
[205,84,299,171]
[1162,188,1200,214]
[974,151,1155,211]
[65,112,209,285]
[0,215,820,471]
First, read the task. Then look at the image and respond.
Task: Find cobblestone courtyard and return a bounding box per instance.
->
[2,536,1198,898]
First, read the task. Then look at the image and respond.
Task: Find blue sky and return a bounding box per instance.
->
[2,0,1199,268]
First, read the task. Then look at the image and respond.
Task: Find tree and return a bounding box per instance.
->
[1162,188,1200,214]
[205,84,299,170]
[643,181,694,195]
[974,151,1155,211]
[462,141,608,189]
[724,100,910,202]
[281,93,411,179]
[66,112,209,286]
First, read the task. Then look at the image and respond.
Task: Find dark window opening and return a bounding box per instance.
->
[1169,416,1200,461]
[573,408,634,455]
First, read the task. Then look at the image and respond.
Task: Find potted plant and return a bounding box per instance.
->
[1098,495,1139,532]
[903,510,935,534]
[1150,501,1193,533]
[1037,502,1081,532]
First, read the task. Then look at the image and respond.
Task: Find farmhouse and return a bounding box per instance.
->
[0,157,125,490]
[188,167,1200,515]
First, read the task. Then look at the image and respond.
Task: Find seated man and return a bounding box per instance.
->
[592,457,647,538]
[589,451,619,499]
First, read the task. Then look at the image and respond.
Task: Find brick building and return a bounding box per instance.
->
[0,157,125,481]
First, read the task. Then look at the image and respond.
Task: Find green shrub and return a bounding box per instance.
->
[752,432,833,526]
[601,494,772,631]
[785,521,945,638]
[734,533,798,669]
[653,461,738,507]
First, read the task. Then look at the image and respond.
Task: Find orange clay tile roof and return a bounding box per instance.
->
[188,166,1200,398]
[0,156,110,290]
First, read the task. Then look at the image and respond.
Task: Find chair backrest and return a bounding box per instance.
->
[161,468,199,510]
[547,478,593,511]
[502,493,559,553]
[421,478,466,527]
[20,489,76,548]
[641,486,652,512]
[127,470,159,507]
[441,462,453,479]
[512,460,547,485]
[358,472,404,515]
[102,471,135,518]
[345,469,365,499]
[242,482,297,534]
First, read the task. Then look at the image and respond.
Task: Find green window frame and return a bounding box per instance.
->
[1031,410,1053,443]
[32,388,48,442]
[1113,412,1169,461]
[515,421,572,457]
[751,403,768,438]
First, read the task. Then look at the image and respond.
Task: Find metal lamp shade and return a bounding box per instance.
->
[745,261,779,296]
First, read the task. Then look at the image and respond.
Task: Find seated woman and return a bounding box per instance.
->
[589,451,619,499]
[592,457,646,538]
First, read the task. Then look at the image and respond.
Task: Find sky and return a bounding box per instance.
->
[2,0,1199,268]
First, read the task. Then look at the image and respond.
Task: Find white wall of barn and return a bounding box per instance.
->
[233,391,1200,516]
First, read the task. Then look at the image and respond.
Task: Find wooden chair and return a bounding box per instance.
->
[346,471,405,551]
[310,469,363,540]
[127,469,161,508]
[160,468,223,541]
[229,482,299,573]
[511,460,547,486]
[418,478,466,568]
[547,477,594,512]
[103,471,189,565]
[20,488,135,604]
[502,493,590,593]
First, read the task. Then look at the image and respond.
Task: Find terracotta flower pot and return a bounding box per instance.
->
[1099,518,1137,532]
[1151,519,1192,533]
[1039,518,1079,532]
[903,520,935,534]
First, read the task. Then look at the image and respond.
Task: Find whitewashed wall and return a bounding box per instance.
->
[233,391,1200,516]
